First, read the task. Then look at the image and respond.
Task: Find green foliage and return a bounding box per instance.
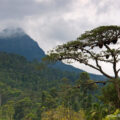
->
[86,103,109,120]
[0,52,80,90]
[42,105,86,120]
[14,97,32,120]
[41,91,57,110]
[0,52,90,119]
[24,113,38,120]
[103,109,120,120]
[0,51,119,120]
[0,101,15,120]
[43,25,120,119]
[99,83,120,108]
[45,25,120,63]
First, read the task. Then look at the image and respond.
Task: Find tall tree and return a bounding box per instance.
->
[45,26,120,100]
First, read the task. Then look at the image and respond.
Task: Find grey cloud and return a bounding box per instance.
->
[95,1,112,15]
[91,0,120,15]
[49,17,92,42]
[1,0,120,51]
[1,0,120,75]
[24,14,92,51]
[0,0,36,19]
[0,0,73,20]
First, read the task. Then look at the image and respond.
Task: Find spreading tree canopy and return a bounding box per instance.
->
[45,26,120,100]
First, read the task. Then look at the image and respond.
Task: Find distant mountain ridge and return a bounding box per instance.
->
[0,28,45,61]
[0,28,105,81]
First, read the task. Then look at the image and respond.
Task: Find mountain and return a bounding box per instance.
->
[0,28,45,61]
[0,28,105,81]
[0,28,83,71]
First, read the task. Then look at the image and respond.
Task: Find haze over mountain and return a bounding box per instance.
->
[0,28,105,80]
[0,28,45,61]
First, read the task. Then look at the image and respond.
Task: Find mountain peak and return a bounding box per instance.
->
[0,27,45,61]
[0,27,25,38]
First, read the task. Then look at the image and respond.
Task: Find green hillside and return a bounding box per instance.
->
[0,51,118,120]
[0,28,117,120]
[0,52,97,120]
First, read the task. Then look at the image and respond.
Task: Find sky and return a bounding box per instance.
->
[1,0,120,75]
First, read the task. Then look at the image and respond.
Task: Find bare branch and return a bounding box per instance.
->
[95,58,114,79]
[117,68,120,74]
[81,49,114,79]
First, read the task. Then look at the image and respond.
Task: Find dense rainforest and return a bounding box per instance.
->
[0,52,119,120]
[0,28,119,120]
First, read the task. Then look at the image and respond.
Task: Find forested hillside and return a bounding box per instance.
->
[0,52,118,120]
[0,52,80,91]
[0,28,118,120]
[0,52,98,119]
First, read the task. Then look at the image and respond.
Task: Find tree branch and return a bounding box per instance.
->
[58,51,114,79]
[76,79,114,88]
[104,44,118,78]
[117,68,120,74]
[95,58,114,79]
[82,48,114,79]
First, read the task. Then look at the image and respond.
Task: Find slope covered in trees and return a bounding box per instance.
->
[0,52,119,120]
[0,52,97,119]
[0,52,80,91]
[0,27,119,120]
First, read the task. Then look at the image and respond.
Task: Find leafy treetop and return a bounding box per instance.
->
[45,26,120,80]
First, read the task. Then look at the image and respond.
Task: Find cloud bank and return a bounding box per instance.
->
[1,0,120,75]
